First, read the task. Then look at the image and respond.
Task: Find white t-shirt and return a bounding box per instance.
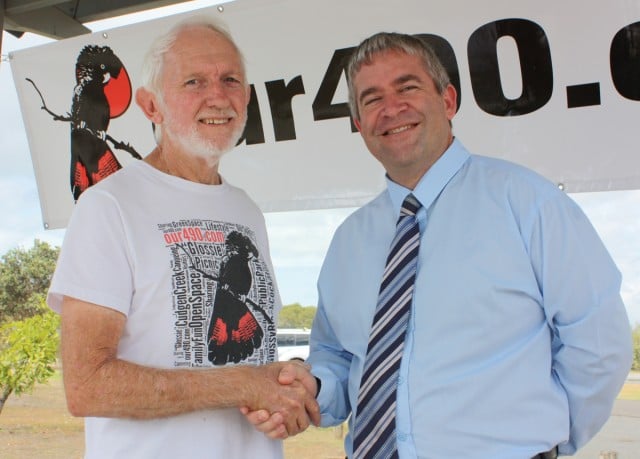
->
[48,160,283,459]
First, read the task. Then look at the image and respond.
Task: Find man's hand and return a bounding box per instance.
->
[241,362,319,438]
[240,408,289,439]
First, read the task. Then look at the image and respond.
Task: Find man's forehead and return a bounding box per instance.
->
[168,27,238,58]
[164,30,243,71]
[357,49,421,71]
[355,51,426,86]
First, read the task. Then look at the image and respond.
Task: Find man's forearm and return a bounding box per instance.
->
[60,296,318,432]
[64,358,261,419]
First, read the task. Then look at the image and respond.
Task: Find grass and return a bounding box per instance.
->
[1,374,637,458]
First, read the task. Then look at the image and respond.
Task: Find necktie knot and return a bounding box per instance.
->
[401,193,421,217]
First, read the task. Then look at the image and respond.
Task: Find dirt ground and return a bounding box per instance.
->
[0,374,84,459]
[0,373,345,459]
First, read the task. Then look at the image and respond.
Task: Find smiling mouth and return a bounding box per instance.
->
[383,123,416,136]
[200,118,231,125]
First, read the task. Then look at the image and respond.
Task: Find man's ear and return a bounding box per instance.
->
[354,117,362,132]
[443,84,458,121]
[244,83,251,107]
[135,87,164,124]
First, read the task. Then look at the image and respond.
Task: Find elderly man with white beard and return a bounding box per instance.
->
[47,17,319,459]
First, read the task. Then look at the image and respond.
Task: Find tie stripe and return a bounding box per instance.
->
[353,194,422,459]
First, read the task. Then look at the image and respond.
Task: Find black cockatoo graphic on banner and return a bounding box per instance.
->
[27,45,141,201]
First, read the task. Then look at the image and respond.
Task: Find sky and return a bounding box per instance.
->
[0,1,639,327]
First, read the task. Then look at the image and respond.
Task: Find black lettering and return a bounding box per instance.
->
[312,47,357,131]
[468,18,553,116]
[237,84,265,145]
[415,34,462,111]
[265,76,306,141]
[610,21,640,101]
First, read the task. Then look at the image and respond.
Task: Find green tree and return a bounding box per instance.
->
[632,324,640,372]
[278,303,317,329]
[0,307,60,415]
[0,239,59,323]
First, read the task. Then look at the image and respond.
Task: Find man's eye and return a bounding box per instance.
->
[225,77,241,85]
[184,79,198,86]
[363,97,381,106]
[400,85,418,92]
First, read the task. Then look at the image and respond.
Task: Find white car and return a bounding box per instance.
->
[277,328,310,361]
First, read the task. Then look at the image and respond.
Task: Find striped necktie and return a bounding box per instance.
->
[353,193,422,459]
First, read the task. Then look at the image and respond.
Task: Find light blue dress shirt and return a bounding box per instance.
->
[307,139,632,458]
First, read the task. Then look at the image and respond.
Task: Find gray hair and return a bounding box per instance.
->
[138,16,246,144]
[139,16,245,95]
[346,32,451,120]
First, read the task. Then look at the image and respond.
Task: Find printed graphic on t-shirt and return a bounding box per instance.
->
[158,219,277,367]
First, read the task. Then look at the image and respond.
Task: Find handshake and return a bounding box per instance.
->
[240,361,321,439]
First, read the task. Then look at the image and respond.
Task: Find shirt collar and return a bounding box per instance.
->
[386,138,470,215]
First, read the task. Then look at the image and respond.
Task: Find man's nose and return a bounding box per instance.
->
[381,94,408,117]
[203,82,230,106]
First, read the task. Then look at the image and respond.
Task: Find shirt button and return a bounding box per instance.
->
[397,433,408,442]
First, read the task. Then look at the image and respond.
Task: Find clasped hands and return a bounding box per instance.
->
[241,361,320,439]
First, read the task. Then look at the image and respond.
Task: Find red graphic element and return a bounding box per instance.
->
[210,311,259,347]
[73,162,90,193]
[91,150,121,183]
[210,318,228,346]
[104,67,132,118]
[232,312,260,343]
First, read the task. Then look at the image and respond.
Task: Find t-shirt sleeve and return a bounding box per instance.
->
[47,188,134,315]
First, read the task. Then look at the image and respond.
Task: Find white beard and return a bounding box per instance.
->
[159,106,247,164]
[171,121,242,163]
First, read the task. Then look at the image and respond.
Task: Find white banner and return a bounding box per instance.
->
[9,0,640,229]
